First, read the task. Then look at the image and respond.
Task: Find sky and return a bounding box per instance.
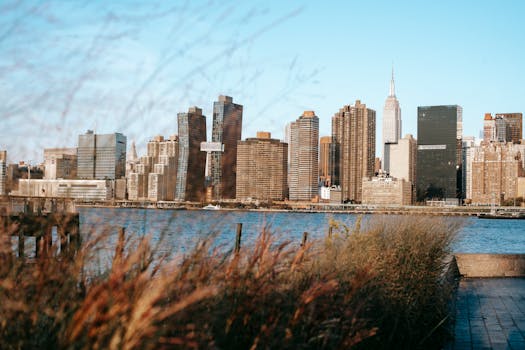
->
[1,0,525,163]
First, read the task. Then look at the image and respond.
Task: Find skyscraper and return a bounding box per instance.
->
[483,113,523,144]
[495,113,522,143]
[77,131,126,180]
[175,106,207,201]
[470,143,524,205]
[210,95,243,200]
[236,132,288,201]
[462,136,476,200]
[0,150,6,196]
[332,100,376,203]
[289,111,319,201]
[416,105,463,203]
[319,136,332,186]
[387,134,417,203]
[483,113,496,143]
[382,68,402,173]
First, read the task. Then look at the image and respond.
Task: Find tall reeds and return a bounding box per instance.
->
[0,215,460,349]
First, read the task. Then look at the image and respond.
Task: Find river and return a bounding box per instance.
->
[78,207,525,256]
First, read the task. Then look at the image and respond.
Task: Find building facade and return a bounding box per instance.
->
[44,148,77,180]
[175,107,207,201]
[462,136,476,201]
[319,136,331,186]
[362,176,412,206]
[483,113,523,144]
[127,135,178,201]
[483,114,496,143]
[416,105,462,203]
[387,134,417,203]
[236,132,288,201]
[382,68,402,174]
[77,131,126,180]
[495,113,522,144]
[289,111,319,201]
[470,142,525,205]
[332,100,376,203]
[210,95,243,200]
[16,179,113,201]
[0,150,6,196]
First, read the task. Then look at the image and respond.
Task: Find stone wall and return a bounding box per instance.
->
[454,253,525,277]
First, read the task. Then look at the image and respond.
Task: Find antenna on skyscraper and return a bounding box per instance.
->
[389,62,396,97]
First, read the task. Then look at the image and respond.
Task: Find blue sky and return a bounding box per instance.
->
[1,0,524,162]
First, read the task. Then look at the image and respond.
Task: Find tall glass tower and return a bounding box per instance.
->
[210,95,243,200]
[175,107,207,202]
[416,105,463,203]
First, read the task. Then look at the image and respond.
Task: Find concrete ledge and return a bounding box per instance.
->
[454,253,525,277]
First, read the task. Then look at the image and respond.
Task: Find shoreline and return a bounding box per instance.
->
[4,196,524,217]
[75,201,525,217]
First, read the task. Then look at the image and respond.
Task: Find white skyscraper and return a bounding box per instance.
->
[382,68,402,174]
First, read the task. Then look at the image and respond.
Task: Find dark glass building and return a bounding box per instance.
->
[175,107,207,201]
[210,95,243,200]
[77,131,126,180]
[416,105,463,203]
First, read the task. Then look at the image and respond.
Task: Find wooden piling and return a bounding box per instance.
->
[114,227,126,266]
[235,223,242,254]
[2,212,80,260]
[328,226,333,238]
[301,231,308,247]
[58,224,67,257]
[18,231,24,259]
[43,224,53,257]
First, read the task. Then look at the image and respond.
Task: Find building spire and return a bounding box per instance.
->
[389,65,396,97]
[129,140,138,162]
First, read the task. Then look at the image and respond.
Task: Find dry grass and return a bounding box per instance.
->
[0,215,460,349]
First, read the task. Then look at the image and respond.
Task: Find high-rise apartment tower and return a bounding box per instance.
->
[0,150,6,195]
[332,100,376,203]
[236,132,288,201]
[319,136,332,186]
[175,107,207,201]
[210,95,243,200]
[289,111,319,201]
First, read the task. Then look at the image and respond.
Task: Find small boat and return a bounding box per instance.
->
[202,204,221,210]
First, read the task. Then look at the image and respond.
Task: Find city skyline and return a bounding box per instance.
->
[2,1,525,162]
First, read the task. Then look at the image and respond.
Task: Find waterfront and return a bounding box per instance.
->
[78,207,525,256]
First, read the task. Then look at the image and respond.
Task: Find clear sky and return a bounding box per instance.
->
[1,0,525,162]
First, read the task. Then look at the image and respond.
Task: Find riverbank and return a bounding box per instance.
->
[76,199,525,217]
[4,195,524,217]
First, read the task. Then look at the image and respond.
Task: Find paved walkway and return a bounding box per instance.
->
[452,278,525,350]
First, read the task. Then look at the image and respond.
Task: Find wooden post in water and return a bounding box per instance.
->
[114,227,125,266]
[18,231,24,259]
[35,234,42,258]
[301,231,308,247]
[58,224,67,257]
[235,223,242,254]
[69,214,81,255]
[43,224,53,257]
[328,226,333,238]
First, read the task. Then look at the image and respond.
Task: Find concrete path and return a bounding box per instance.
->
[452,278,525,350]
